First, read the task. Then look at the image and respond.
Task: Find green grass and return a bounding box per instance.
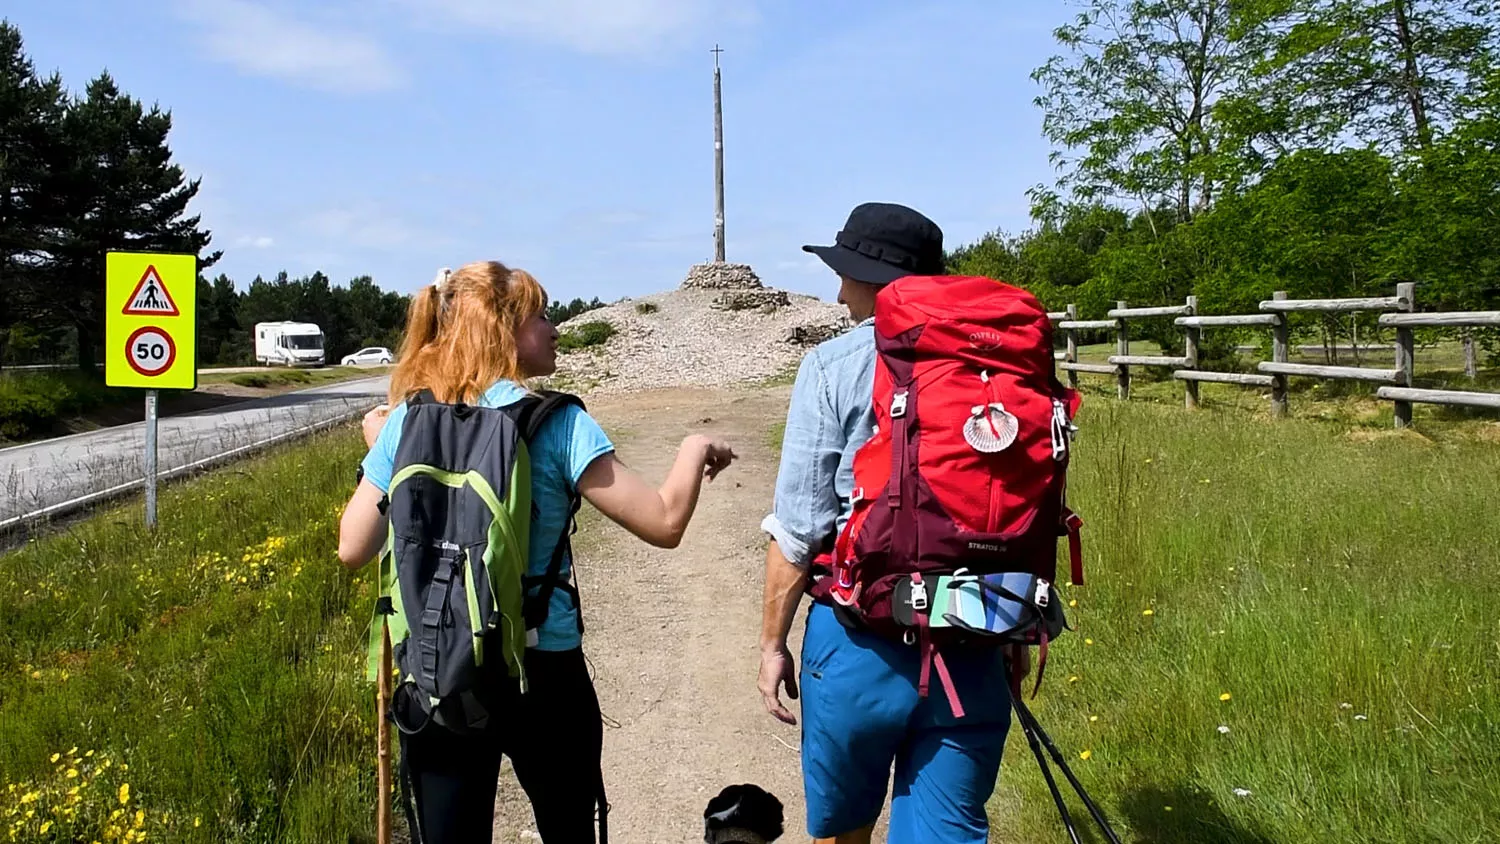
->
[200,367,387,391]
[0,371,135,441]
[557,321,617,352]
[0,427,385,843]
[768,421,786,451]
[989,398,1500,843]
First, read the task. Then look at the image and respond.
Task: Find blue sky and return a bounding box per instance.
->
[8,0,1071,302]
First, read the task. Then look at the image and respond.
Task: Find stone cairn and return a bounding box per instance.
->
[681,261,764,290]
[681,261,792,312]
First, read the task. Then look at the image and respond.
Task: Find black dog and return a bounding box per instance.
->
[703,784,784,844]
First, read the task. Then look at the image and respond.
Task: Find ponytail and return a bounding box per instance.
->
[388,261,544,406]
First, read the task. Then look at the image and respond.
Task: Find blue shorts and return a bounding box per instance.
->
[799,602,1013,843]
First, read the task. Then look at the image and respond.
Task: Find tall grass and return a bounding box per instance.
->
[0,427,383,843]
[992,399,1500,843]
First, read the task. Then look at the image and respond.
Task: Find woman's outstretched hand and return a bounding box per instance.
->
[695,435,737,480]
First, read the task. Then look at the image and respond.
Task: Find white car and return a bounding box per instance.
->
[341,346,393,366]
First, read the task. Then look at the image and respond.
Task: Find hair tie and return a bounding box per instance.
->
[432,267,451,290]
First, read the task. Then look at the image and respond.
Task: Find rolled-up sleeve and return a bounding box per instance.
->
[762,349,844,567]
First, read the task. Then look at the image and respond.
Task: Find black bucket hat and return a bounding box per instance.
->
[803,202,945,285]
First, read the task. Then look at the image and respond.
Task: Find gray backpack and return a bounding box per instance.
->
[364,388,585,736]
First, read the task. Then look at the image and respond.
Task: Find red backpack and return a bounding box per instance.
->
[808,274,1084,716]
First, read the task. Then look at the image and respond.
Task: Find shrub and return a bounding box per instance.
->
[0,371,132,441]
[229,374,271,389]
[558,321,617,352]
[635,302,659,315]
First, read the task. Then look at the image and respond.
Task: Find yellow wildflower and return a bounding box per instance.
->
[1079,750,1092,760]
[119,783,130,805]
[1142,609,1154,616]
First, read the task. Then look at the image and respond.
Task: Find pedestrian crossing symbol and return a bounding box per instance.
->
[122,264,181,316]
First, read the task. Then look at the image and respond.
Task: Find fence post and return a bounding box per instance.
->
[1065,303,1079,390]
[1394,282,1416,428]
[1463,329,1478,380]
[1116,300,1130,401]
[1271,291,1289,419]
[1183,295,1200,410]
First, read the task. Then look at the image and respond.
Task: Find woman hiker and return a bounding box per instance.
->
[338,260,737,843]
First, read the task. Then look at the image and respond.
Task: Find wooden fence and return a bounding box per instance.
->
[1050,282,1500,428]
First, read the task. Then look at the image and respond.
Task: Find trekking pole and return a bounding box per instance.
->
[1012,698,1124,844]
[1014,703,1083,844]
[377,624,393,844]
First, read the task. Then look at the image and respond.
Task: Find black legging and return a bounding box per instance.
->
[397,648,606,844]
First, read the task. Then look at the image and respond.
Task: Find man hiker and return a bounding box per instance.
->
[757,202,1029,844]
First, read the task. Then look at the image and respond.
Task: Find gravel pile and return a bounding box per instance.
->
[541,286,851,395]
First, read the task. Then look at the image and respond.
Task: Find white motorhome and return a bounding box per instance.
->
[254,322,326,366]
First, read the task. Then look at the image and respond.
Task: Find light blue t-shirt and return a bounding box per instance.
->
[360,380,615,651]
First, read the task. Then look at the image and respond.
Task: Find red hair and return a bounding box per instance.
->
[388,260,546,405]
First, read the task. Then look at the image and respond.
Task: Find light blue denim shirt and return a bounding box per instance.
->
[761,317,877,566]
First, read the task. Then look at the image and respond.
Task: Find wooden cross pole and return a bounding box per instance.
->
[712,44,726,263]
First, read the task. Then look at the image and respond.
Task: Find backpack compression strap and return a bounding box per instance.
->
[516,391,589,635]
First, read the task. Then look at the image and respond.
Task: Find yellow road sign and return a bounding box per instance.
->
[105,252,198,389]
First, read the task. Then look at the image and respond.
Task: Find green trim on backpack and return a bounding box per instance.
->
[363,446,534,690]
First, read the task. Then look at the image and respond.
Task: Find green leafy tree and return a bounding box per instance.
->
[1032,0,1245,221]
[1226,0,1495,161]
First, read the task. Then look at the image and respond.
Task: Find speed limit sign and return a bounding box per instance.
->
[125,326,178,377]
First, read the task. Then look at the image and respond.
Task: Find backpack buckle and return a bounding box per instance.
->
[910,577,929,611]
[891,391,909,419]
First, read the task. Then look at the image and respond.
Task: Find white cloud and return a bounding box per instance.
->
[235,235,276,248]
[179,0,406,93]
[302,204,463,256]
[402,0,758,57]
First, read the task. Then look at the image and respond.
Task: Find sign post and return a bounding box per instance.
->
[105,252,198,529]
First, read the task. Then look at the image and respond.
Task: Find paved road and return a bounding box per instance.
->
[0,376,388,525]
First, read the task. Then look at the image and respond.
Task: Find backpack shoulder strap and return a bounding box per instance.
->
[512,389,590,636]
[517,390,587,442]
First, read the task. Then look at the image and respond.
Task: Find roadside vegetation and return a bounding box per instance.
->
[0,426,384,843]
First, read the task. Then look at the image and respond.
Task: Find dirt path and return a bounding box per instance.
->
[489,385,889,843]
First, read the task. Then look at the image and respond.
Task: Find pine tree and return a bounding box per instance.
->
[47,71,218,369]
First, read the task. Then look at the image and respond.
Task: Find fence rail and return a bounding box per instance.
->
[1049,282,1498,428]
